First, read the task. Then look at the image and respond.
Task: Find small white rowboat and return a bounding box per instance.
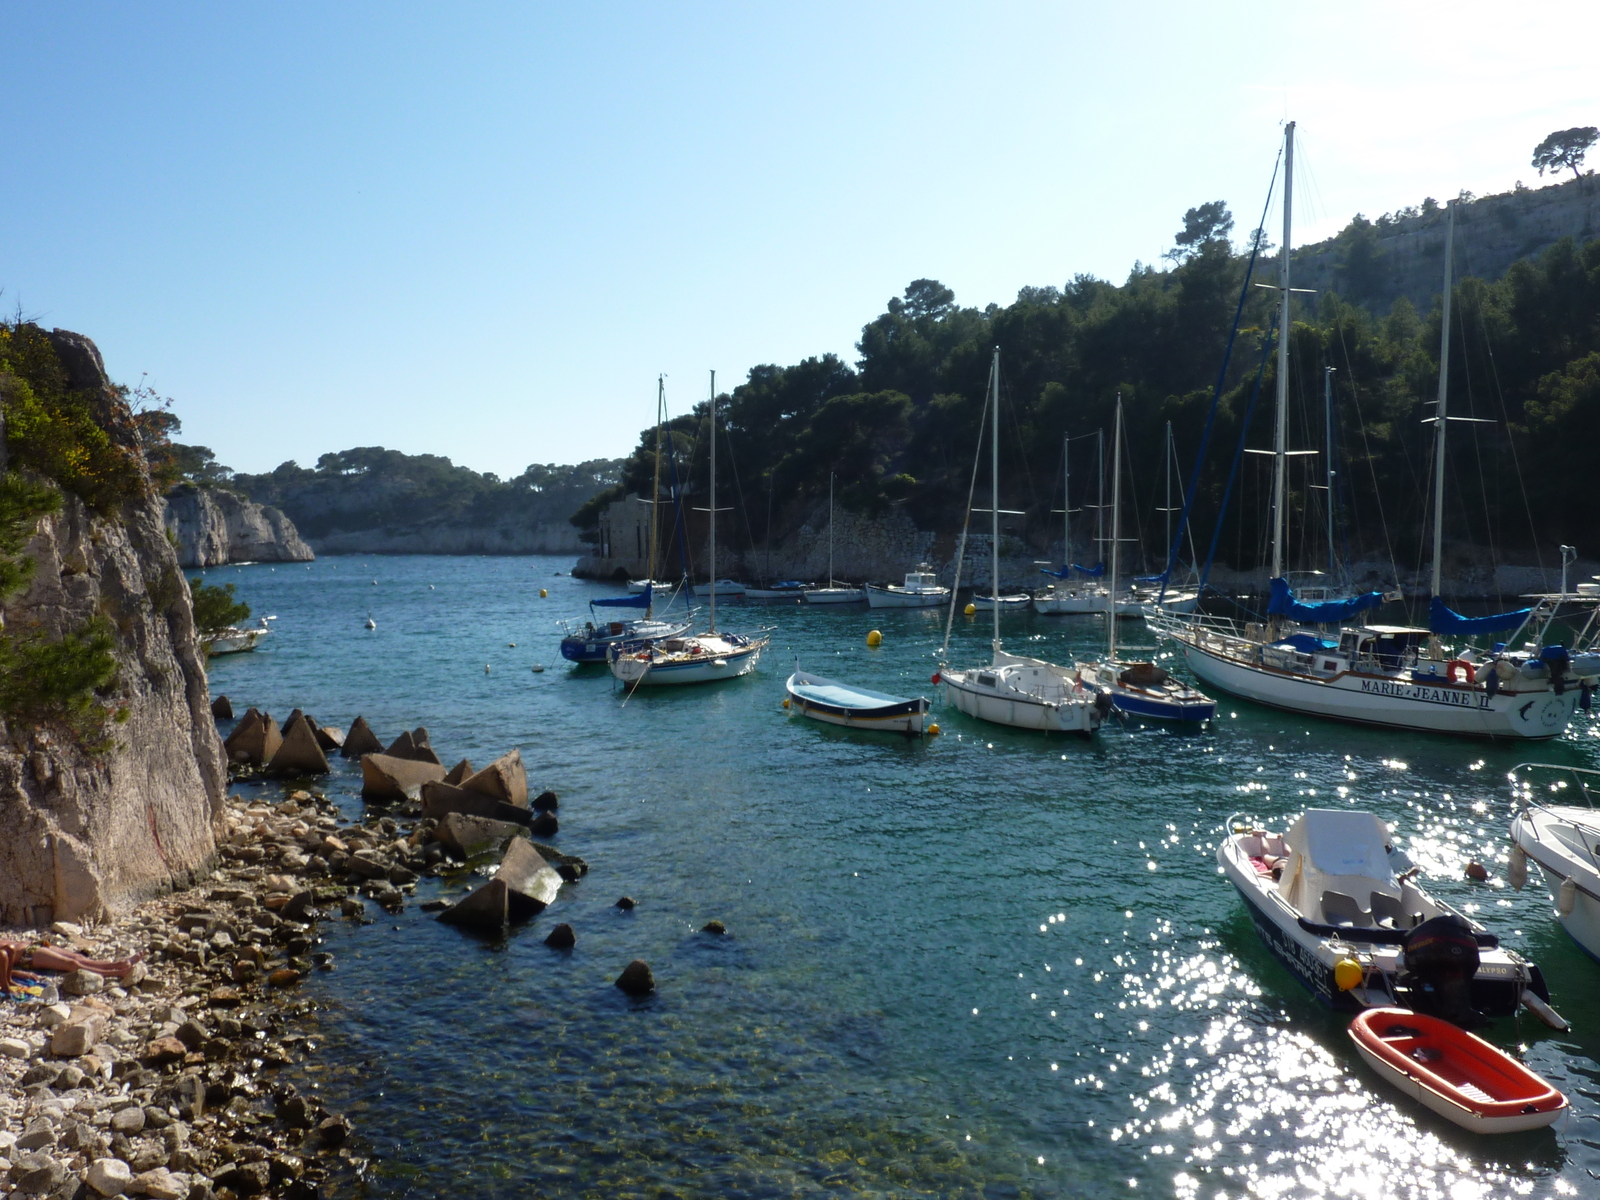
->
[785,669,930,735]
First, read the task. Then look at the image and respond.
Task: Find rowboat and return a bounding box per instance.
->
[784,669,929,735]
[970,592,1031,609]
[1348,1007,1567,1133]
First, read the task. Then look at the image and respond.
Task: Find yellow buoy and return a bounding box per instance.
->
[927,723,941,736]
[782,698,790,708]
[866,630,883,647]
[539,588,548,598]
[963,602,976,616]
[1333,957,1363,992]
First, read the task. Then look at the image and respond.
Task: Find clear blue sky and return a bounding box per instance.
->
[4,3,1595,478]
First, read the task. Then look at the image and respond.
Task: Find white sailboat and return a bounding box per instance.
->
[609,372,770,687]
[1133,421,1200,614]
[937,348,1105,735]
[803,473,864,604]
[1148,122,1600,739]
[1076,397,1216,722]
[1034,430,1109,614]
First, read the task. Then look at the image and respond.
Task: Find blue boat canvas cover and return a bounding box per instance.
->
[1267,577,1383,623]
[1428,596,1532,635]
[591,585,651,609]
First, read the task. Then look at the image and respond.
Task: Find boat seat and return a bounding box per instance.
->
[1319,890,1371,927]
[1368,892,1426,929]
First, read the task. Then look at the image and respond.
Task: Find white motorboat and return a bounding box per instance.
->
[1150,125,1600,740]
[1508,763,1600,962]
[865,565,949,609]
[693,579,747,598]
[207,617,273,655]
[938,348,1105,736]
[784,668,930,735]
[1219,809,1560,1026]
[627,578,673,594]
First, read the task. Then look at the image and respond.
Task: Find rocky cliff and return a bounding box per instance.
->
[162,484,315,567]
[0,329,226,926]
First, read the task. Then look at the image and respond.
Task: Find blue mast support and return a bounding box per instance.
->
[1157,149,1283,604]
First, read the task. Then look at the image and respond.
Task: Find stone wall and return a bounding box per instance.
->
[162,485,315,567]
[0,330,227,926]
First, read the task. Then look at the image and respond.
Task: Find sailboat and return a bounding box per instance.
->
[562,377,695,664]
[1148,122,1600,739]
[936,348,1105,734]
[1131,421,1200,614]
[608,372,771,687]
[1034,430,1107,614]
[803,474,865,604]
[1075,397,1216,722]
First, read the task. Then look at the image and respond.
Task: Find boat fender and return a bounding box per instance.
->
[1508,844,1528,891]
[1521,989,1570,1032]
[1557,878,1577,917]
[1334,957,1364,992]
[1446,659,1476,685]
[931,672,941,684]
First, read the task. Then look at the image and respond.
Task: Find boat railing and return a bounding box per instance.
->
[1509,763,1600,811]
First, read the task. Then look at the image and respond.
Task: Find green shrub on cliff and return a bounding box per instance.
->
[189,578,251,635]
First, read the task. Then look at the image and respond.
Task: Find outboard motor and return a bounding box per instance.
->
[1397,913,1485,1029]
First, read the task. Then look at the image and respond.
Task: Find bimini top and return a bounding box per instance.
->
[1358,625,1430,637]
[1286,809,1393,880]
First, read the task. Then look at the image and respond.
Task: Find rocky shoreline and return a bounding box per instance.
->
[3,711,602,1200]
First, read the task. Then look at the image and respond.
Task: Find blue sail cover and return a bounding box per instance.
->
[1267,577,1384,623]
[1429,596,1532,635]
[1039,564,1071,579]
[1072,562,1105,578]
[591,585,651,609]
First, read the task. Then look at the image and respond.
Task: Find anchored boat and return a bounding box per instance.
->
[784,668,930,735]
[865,565,949,609]
[1508,762,1600,962]
[1348,1008,1567,1133]
[1220,809,1561,1026]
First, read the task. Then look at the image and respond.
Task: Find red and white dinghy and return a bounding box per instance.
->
[1348,1007,1567,1133]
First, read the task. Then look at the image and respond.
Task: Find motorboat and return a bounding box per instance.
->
[1348,1007,1567,1133]
[560,614,694,664]
[1077,659,1215,722]
[784,668,930,735]
[804,585,864,605]
[693,579,747,598]
[207,616,273,655]
[746,580,811,599]
[1508,763,1600,962]
[1072,394,1215,723]
[626,578,673,594]
[608,630,768,687]
[971,592,1031,610]
[865,565,949,609]
[1219,809,1561,1026]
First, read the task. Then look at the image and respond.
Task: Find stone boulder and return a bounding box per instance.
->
[420,781,533,827]
[461,749,528,807]
[265,717,330,776]
[359,753,446,801]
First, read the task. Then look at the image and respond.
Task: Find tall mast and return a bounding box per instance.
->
[827,472,834,587]
[1324,366,1336,580]
[708,370,717,634]
[1109,394,1123,660]
[1271,120,1295,582]
[1063,436,1071,570]
[1430,201,1456,600]
[646,376,665,619]
[1095,429,1104,571]
[990,347,1001,659]
[1163,420,1173,572]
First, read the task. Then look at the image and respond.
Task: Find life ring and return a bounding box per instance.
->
[1446,659,1476,685]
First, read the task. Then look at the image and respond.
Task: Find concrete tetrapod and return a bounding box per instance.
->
[433,812,525,859]
[443,758,474,786]
[223,709,282,766]
[210,694,233,719]
[340,716,384,759]
[359,752,446,801]
[265,716,331,776]
[420,781,534,827]
[438,838,563,931]
[384,729,443,766]
[461,749,528,807]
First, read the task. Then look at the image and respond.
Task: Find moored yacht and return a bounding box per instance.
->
[1509,762,1600,961]
[865,565,949,609]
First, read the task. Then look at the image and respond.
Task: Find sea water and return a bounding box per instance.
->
[201,555,1600,1199]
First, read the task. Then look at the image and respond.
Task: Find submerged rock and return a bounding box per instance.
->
[436,877,511,931]
[532,789,559,813]
[702,920,727,935]
[211,694,234,719]
[544,922,576,949]
[615,959,655,996]
[615,896,635,911]
[340,716,384,759]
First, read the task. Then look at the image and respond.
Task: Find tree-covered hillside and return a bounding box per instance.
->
[577,224,1600,581]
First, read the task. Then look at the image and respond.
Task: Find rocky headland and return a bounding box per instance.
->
[161,489,313,570]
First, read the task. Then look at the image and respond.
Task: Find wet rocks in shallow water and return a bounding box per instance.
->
[529,810,558,838]
[421,781,534,827]
[340,715,384,758]
[615,959,655,996]
[265,716,331,776]
[532,789,559,813]
[615,896,636,911]
[211,694,233,719]
[496,837,563,917]
[223,708,282,766]
[436,877,512,931]
[434,811,524,858]
[702,920,727,935]
[461,749,528,807]
[544,922,575,949]
[360,752,447,800]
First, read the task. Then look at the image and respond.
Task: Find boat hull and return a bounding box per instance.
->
[803,589,865,604]
[787,689,928,734]
[1511,807,1600,962]
[207,628,268,655]
[939,663,1102,734]
[1175,634,1577,740]
[1348,1008,1567,1133]
[864,584,948,609]
[971,595,1031,609]
[608,638,766,686]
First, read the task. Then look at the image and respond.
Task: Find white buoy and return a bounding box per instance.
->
[1509,844,1529,891]
[485,664,491,674]
[364,611,376,630]
[531,664,545,673]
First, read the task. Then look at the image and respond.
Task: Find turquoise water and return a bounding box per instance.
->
[202,556,1600,1199]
